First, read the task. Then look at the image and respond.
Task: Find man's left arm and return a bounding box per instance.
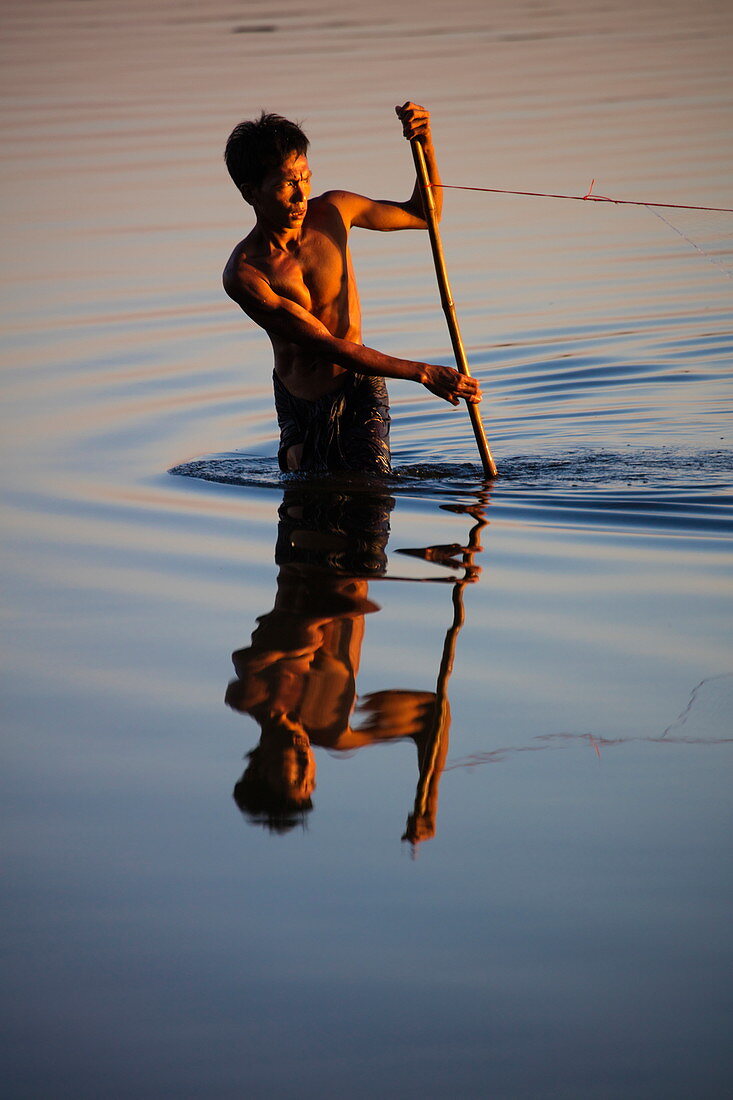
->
[326,102,443,232]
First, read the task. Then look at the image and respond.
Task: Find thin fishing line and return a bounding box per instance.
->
[434,178,733,281]
[643,204,733,279]
[434,181,733,215]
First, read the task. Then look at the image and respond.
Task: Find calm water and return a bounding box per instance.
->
[2,1,732,1096]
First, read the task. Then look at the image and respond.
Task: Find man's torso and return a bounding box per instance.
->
[227,194,362,400]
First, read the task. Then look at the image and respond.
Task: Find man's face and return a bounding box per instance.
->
[251,152,312,230]
[260,718,316,804]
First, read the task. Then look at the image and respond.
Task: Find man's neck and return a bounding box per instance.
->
[254,219,303,256]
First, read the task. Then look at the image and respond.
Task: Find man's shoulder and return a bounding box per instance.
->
[222,237,269,301]
[313,190,395,232]
[311,190,361,224]
[316,189,356,206]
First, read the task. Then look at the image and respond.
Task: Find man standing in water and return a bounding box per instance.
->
[223,102,482,473]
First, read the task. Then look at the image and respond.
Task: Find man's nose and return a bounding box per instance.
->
[293,183,305,202]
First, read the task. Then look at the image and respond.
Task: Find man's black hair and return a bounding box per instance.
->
[232,749,313,835]
[225,111,309,193]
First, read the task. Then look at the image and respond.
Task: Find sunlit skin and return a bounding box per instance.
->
[228,552,481,833]
[223,102,482,470]
[229,569,443,807]
[256,714,316,805]
[226,487,487,838]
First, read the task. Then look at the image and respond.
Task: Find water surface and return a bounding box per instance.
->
[2,1,732,1096]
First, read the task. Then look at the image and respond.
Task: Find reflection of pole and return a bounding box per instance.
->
[413,579,465,819]
[404,505,487,846]
[410,138,498,479]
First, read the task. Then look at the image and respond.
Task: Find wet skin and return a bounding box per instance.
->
[223,103,482,470]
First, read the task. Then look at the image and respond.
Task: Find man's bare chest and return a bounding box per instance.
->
[259,232,349,314]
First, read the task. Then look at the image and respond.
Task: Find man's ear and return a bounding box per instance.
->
[239,183,256,205]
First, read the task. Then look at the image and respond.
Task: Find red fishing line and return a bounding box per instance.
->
[434,181,733,214]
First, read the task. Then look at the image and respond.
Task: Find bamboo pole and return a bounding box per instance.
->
[403,503,489,847]
[410,138,498,479]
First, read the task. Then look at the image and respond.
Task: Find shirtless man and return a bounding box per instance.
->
[222,102,482,474]
[226,485,458,841]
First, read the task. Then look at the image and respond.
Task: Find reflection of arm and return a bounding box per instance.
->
[232,615,321,677]
[227,641,316,717]
[226,608,322,716]
[228,607,367,742]
[336,690,438,749]
[345,689,449,844]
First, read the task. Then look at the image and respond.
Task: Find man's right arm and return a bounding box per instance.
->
[223,264,481,406]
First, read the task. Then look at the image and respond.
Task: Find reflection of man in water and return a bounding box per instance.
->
[226,490,444,837]
[222,103,481,473]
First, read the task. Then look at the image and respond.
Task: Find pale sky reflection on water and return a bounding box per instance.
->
[1,0,732,1097]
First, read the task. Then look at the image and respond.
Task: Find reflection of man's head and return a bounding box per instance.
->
[227,488,393,834]
[233,714,315,834]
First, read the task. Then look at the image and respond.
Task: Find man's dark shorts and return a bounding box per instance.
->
[274,370,391,475]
